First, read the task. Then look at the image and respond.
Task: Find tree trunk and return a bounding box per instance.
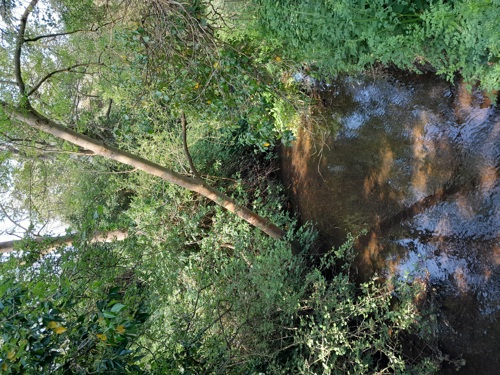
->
[1,103,287,241]
[0,229,129,254]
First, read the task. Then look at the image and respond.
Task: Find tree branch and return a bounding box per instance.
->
[14,0,39,95]
[105,99,113,119]
[0,229,129,254]
[0,132,93,155]
[0,79,17,86]
[0,101,288,242]
[27,63,102,97]
[23,20,120,43]
[0,202,29,232]
[24,29,84,42]
[74,168,137,174]
[181,112,202,181]
[1,141,94,156]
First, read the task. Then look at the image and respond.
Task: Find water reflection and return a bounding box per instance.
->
[280,73,500,374]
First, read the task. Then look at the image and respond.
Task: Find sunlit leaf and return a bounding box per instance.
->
[54,326,67,334]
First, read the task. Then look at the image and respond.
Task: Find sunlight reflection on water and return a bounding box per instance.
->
[281,73,500,374]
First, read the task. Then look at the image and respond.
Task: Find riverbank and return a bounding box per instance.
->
[279,71,500,374]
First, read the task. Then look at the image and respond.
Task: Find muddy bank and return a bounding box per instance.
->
[280,73,499,374]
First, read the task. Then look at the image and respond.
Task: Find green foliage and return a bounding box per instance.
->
[107,33,299,151]
[254,0,500,91]
[118,157,438,374]
[0,261,148,374]
[0,1,449,373]
[269,240,438,374]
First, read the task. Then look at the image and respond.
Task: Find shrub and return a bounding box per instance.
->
[253,0,500,92]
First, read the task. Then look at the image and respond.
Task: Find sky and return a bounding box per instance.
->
[1,0,67,243]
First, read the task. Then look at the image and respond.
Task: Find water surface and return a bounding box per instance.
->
[281,73,499,374]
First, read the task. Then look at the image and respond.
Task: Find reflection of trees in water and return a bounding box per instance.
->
[281,75,500,375]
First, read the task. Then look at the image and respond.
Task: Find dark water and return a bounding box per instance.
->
[281,74,500,374]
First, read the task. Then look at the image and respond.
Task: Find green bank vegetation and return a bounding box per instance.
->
[1,0,497,373]
[255,0,500,93]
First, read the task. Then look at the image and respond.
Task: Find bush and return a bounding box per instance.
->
[253,0,500,92]
[131,182,439,374]
[0,254,149,374]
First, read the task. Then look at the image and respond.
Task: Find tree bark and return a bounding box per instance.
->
[0,229,129,254]
[1,103,287,241]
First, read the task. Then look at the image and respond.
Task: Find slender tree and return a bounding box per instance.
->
[0,0,287,242]
[0,229,129,254]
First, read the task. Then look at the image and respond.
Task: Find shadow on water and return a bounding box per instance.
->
[280,73,500,374]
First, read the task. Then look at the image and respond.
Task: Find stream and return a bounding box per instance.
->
[280,73,499,374]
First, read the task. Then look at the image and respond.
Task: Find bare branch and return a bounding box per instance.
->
[0,132,94,156]
[105,99,113,119]
[74,168,137,174]
[24,29,85,43]
[181,112,202,181]
[24,19,121,43]
[2,141,94,156]
[0,143,21,154]
[0,229,129,254]
[0,202,29,232]
[0,132,54,146]
[14,0,39,95]
[0,79,17,86]
[27,63,103,97]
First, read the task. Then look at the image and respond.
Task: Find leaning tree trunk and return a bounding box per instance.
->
[0,229,129,254]
[1,103,287,241]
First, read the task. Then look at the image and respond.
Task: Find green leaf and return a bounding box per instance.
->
[110,303,126,313]
[103,312,116,319]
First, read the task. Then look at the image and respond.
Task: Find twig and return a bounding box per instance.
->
[27,63,103,97]
[74,168,138,174]
[105,99,113,119]
[181,112,202,181]
[0,79,17,86]
[1,141,94,156]
[24,29,85,43]
[23,20,119,43]
[0,133,93,155]
[0,202,28,232]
